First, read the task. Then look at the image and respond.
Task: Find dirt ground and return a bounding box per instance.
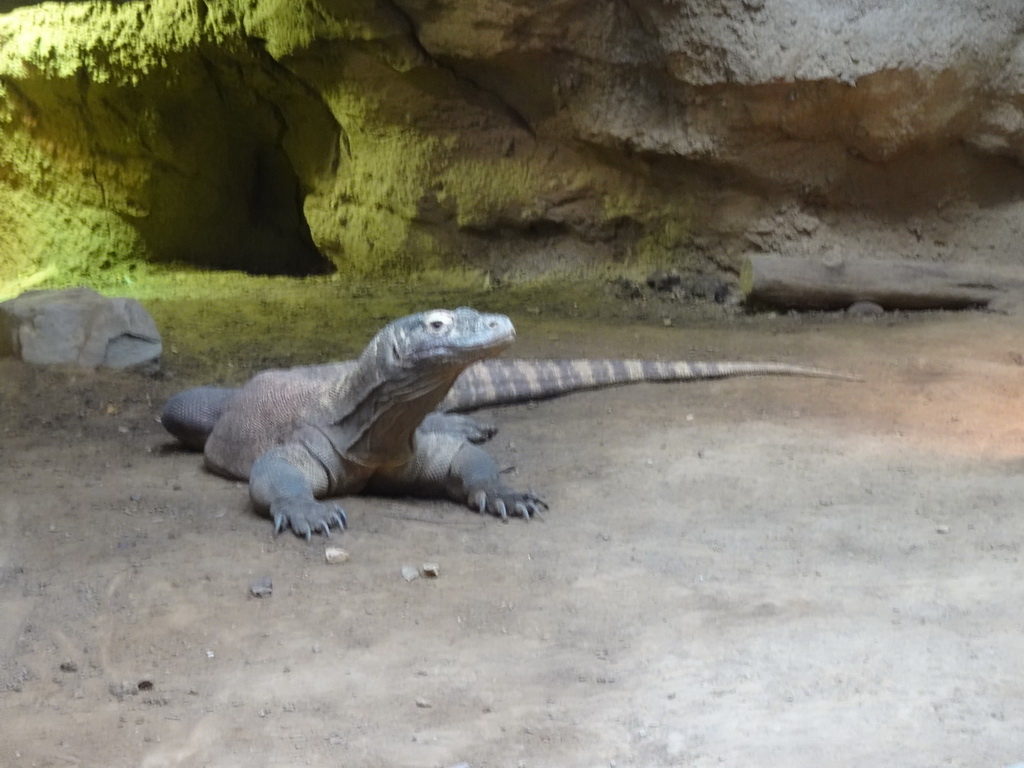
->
[2,279,1024,768]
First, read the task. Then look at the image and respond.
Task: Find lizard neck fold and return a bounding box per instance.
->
[321,308,515,467]
[335,364,461,466]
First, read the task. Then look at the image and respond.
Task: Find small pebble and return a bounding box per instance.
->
[401,565,419,582]
[249,577,273,598]
[325,546,349,564]
[936,525,950,534]
[421,563,440,578]
[847,300,885,316]
[415,697,432,708]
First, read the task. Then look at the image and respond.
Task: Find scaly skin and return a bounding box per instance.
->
[163,308,544,539]
[161,309,855,539]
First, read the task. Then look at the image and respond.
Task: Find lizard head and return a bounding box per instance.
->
[343,308,516,462]
[381,307,516,370]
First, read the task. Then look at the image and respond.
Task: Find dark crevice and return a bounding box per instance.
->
[463,219,570,240]
[129,46,337,276]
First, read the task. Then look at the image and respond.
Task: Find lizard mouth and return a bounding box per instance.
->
[451,325,515,361]
[411,333,514,366]
[470,311,516,350]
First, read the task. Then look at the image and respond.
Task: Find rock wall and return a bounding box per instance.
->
[0,0,1022,286]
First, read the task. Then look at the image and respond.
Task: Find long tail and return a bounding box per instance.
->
[160,386,239,449]
[441,358,858,412]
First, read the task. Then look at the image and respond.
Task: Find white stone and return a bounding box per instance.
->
[0,287,161,370]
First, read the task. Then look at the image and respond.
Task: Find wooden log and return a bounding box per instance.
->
[739,253,1013,311]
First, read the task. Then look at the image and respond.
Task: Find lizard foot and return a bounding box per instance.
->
[469,486,547,521]
[271,500,348,541]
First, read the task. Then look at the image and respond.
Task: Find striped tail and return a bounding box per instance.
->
[441,358,857,412]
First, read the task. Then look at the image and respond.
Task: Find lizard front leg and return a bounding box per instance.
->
[451,441,547,520]
[370,431,546,520]
[249,429,368,539]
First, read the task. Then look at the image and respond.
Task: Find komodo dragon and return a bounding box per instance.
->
[161,307,852,539]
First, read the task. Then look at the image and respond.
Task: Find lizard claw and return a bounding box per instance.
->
[467,486,547,522]
[472,490,487,514]
[269,499,348,540]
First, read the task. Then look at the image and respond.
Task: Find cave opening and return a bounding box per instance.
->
[133,138,331,278]
[126,52,336,278]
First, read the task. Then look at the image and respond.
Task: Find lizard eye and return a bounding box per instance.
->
[423,310,454,335]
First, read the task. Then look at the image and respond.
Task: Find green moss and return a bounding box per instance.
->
[0,2,338,281]
[245,0,421,63]
[438,156,547,228]
[0,2,209,83]
[0,1,701,286]
[630,208,695,264]
[602,187,695,268]
[305,118,444,274]
[0,179,144,302]
[137,270,619,381]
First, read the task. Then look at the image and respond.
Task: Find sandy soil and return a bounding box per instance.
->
[2,288,1024,768]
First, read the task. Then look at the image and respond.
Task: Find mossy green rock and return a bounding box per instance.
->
[0,1,1021,291]
[0,1,694,287]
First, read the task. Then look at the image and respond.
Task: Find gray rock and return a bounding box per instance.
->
[249,576,273,598]
[847,300,886,317]
[0,287,161,370]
